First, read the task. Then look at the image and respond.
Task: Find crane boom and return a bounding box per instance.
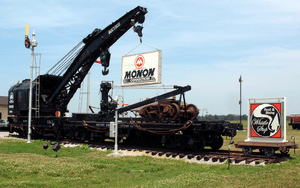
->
[46,6,147,111]
[8,6,147,117]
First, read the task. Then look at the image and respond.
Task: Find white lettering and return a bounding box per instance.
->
[252,118,269,126]
[108,22,121,34]
[257,125,268,134]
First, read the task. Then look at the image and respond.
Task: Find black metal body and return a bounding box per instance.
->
[118,85,191,114]
[7,6,242,151]
[8,6,148,117]
[289,122,300,130]
[9,82,240,151]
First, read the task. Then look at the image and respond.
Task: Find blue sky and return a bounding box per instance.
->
[1,0,300,116]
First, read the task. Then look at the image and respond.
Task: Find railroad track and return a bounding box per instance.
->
[8,134,294,165]
[58,138,294,166]
[122,148,292,166]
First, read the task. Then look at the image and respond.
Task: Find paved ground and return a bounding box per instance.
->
[0,130,10,138]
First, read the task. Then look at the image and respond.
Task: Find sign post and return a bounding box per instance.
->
[114,109,118,155]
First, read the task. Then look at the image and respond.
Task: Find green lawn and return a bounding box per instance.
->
[0,124,300,187]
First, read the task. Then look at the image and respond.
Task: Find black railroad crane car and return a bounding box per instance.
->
[8,6,148,135]
[7,6,241,151]
[69,83,238,151]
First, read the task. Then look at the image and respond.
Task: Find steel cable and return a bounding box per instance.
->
[46,41,84,75]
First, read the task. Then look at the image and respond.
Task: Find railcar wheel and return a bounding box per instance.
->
[170,103,180,119]
[165,139,173,150]
[80,132,87,141]
[174,136,188,150]
[280,149,289,155]
[192,137,206,151]
[210,137,223,151]
[264,147,275,157]
[186,104,199,119]
[242,146,252,155]
[162,105,171,117]
[74,131,80,139]
[162,135,174,149]
[157,106,165,118]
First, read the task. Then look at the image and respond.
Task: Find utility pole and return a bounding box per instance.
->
[25,24,38,143]
[239,75,243,124]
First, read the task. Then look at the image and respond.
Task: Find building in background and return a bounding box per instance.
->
[0,96,8,120]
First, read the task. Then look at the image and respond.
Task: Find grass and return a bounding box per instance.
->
[0,123,300,187]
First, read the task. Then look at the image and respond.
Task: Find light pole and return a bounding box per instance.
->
[202,108,208,120]
[118,95,126,117]
[25,24,38,143]
[239,75,243,124]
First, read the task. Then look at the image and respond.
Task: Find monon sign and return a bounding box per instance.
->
[121,51,162,87]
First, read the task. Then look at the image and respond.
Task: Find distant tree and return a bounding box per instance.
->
[242,114,247,120]
[205,114,213,121]
[219,115,225,120]
[198,114,248,121]
[213,115,219,120]
[225,114,234,121]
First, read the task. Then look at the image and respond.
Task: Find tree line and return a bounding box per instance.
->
[197,114,247,121]
[198,114,290,121]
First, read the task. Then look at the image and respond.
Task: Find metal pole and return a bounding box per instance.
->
[228,143,230,170]
[239,75,243,124]
[27,47,34,143]
[114,96,119,155]
[27,29,38,143]
[114,108,119,155]
[228,140,234,170]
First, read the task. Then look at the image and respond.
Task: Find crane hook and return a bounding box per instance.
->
[133,25,143,43]
[102,67,109,75]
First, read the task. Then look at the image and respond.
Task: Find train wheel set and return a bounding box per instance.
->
[236,141,297,157]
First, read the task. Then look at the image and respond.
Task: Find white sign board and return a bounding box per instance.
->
[121,50,162,87]
[246,97,287,143]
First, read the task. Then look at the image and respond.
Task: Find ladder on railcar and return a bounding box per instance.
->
[32,53,41,118]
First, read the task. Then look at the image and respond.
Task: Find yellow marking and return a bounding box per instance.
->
[25,23,29,37]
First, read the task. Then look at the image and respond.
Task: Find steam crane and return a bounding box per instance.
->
[8,6,148,118]
[8,6,240,150]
